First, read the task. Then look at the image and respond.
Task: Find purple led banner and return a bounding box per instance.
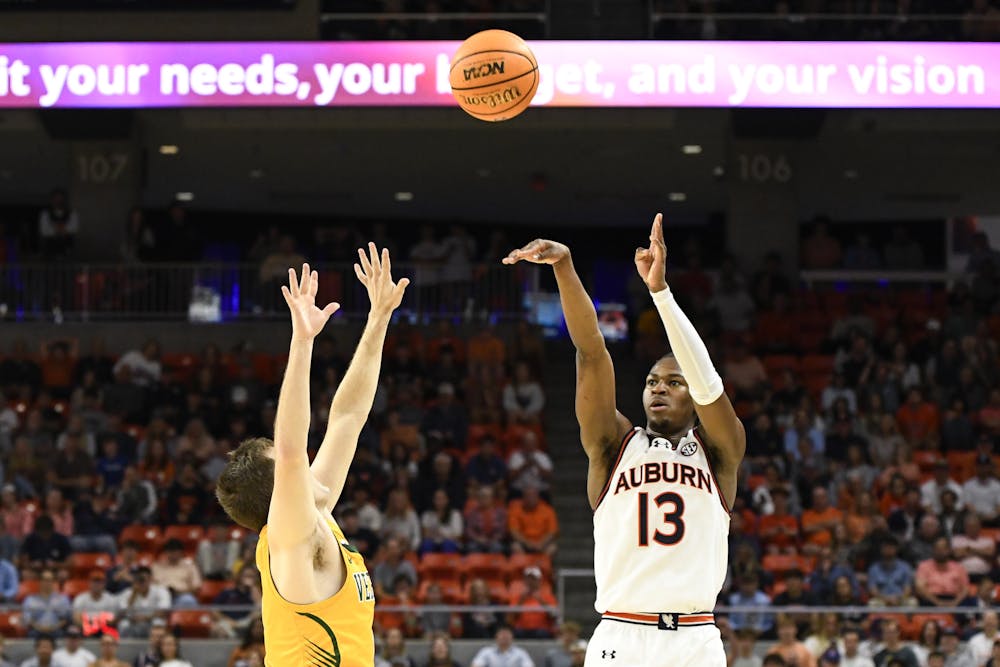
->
[1,41,998,109]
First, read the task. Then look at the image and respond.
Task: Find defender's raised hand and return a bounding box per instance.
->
[281,263,340,341]
[502,238,571,266]
[355,242,409,317]
[634,213,668,293]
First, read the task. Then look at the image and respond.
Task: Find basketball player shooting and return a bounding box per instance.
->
[503,214,744,666]
[216,245,408,667]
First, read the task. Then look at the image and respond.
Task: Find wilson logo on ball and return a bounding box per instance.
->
[459,86,523,109]
[463,61,506,81]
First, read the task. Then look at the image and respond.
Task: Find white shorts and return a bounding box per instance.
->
[585,612,725,667]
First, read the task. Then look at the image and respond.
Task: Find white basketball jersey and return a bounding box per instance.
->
[593,427,731,614]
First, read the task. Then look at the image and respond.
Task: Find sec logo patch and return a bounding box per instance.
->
[679,442,698,456]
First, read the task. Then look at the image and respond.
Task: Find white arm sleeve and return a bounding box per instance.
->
[650,287,725,406]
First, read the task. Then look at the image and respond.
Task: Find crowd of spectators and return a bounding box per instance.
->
[0,309,560,665]
[651,0,1000,41]
[321,0,547,40]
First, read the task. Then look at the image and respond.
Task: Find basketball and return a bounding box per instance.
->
[450,29,539,122]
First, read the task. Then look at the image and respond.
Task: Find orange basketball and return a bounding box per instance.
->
[450,29,539,122]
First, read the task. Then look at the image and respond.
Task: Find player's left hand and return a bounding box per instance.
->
[635,213,668,293]
[281,263,340,341]
[355,242,409,317]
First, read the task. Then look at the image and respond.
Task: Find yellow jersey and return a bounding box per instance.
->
[256,519,376,667]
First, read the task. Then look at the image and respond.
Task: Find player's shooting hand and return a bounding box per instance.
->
[635,213,668,293]
[502,239,570,266]
[355,242,409,318]
[281,263,340,342]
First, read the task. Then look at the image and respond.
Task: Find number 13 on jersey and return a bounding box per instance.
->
[637,491,685,546]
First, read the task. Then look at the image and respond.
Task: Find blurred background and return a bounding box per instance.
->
[0,2,1000,667]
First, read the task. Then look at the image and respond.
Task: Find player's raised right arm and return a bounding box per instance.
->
[503,241,631,466]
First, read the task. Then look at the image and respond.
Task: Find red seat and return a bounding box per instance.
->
[462,554,509,583]
[170,610,215,638]
[417,579,463,604]
[16,580,39,603]
[197,580,231,604]
[800,354,834,375]
[72,552,113,579]
[507,553,553,583]
[761,554,802,577]
[418,553,464,583]
[119,525,162,552]
[162,525,205,552]
[62,579,90,598]
[0,611,25,637]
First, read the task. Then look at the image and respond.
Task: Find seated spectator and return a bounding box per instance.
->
[809,546,860,604]
[94,438,129,492]
[801,488,843,556]
[19,634,60,667]
[349,486,383,534]
[468,325,506,377]
[508,485,558,557]
[962,455,1000,526]
[838,627,874,667]
[728,574,773,637]
[921,460,964,515]
[339,507,379,562]
[0,555,17,603]
[895,387,940,446]
[758,486,799,554]
[960,575,998,617]
[116,466,158,525]
[112,340,162,388]
[872,618,919,667]
[1,483,34,551]
[424,632,462,667]
[464,485,507,554]
[766,616,813,666]
[19,515,72,574]
[937,627,975,667]
[937,488,967,538]
[952,514,996,578]
[197,520,241,580]
[52,624,95,667]
[784,410,825,462]
[69,490,119,556]
[801,219,842,269]
[903,515,942,565]
[421,383,468,450]
[226,617,265,666]
[106,541,142,595]
[844,489,878,545]
[156,634,193,667]
[463,578,500,640]
[969,612,1000,667]
[465,437,507,490]
[470,626,533,667]
[511,566,556,639]
[727,628,763,667]
[372,538,417,599]
[381,627,417,667]
[507,430,553,497]
[22,569,71,638]
[131,616,167,667]
[867,537,915,607]
[419,489,462,555]
[150,538,202,607]
[419,584,455,638]
[381,488,422,553]
[48,433,95,502]
[914,537,969,608]
[115,566,171,638]
[212,566,262,637]
[91,634,129,667]
[887,486,925,543]
[164,462,210,526]
[502,361,545,425]
[0,339,42,399]
[723,339,768,401]
[72,569,117,631]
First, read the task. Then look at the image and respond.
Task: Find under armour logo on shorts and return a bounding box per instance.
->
[602,650,616,659]
[658,613,679,630]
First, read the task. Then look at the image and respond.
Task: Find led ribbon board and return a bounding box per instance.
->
[1,41,998,109]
